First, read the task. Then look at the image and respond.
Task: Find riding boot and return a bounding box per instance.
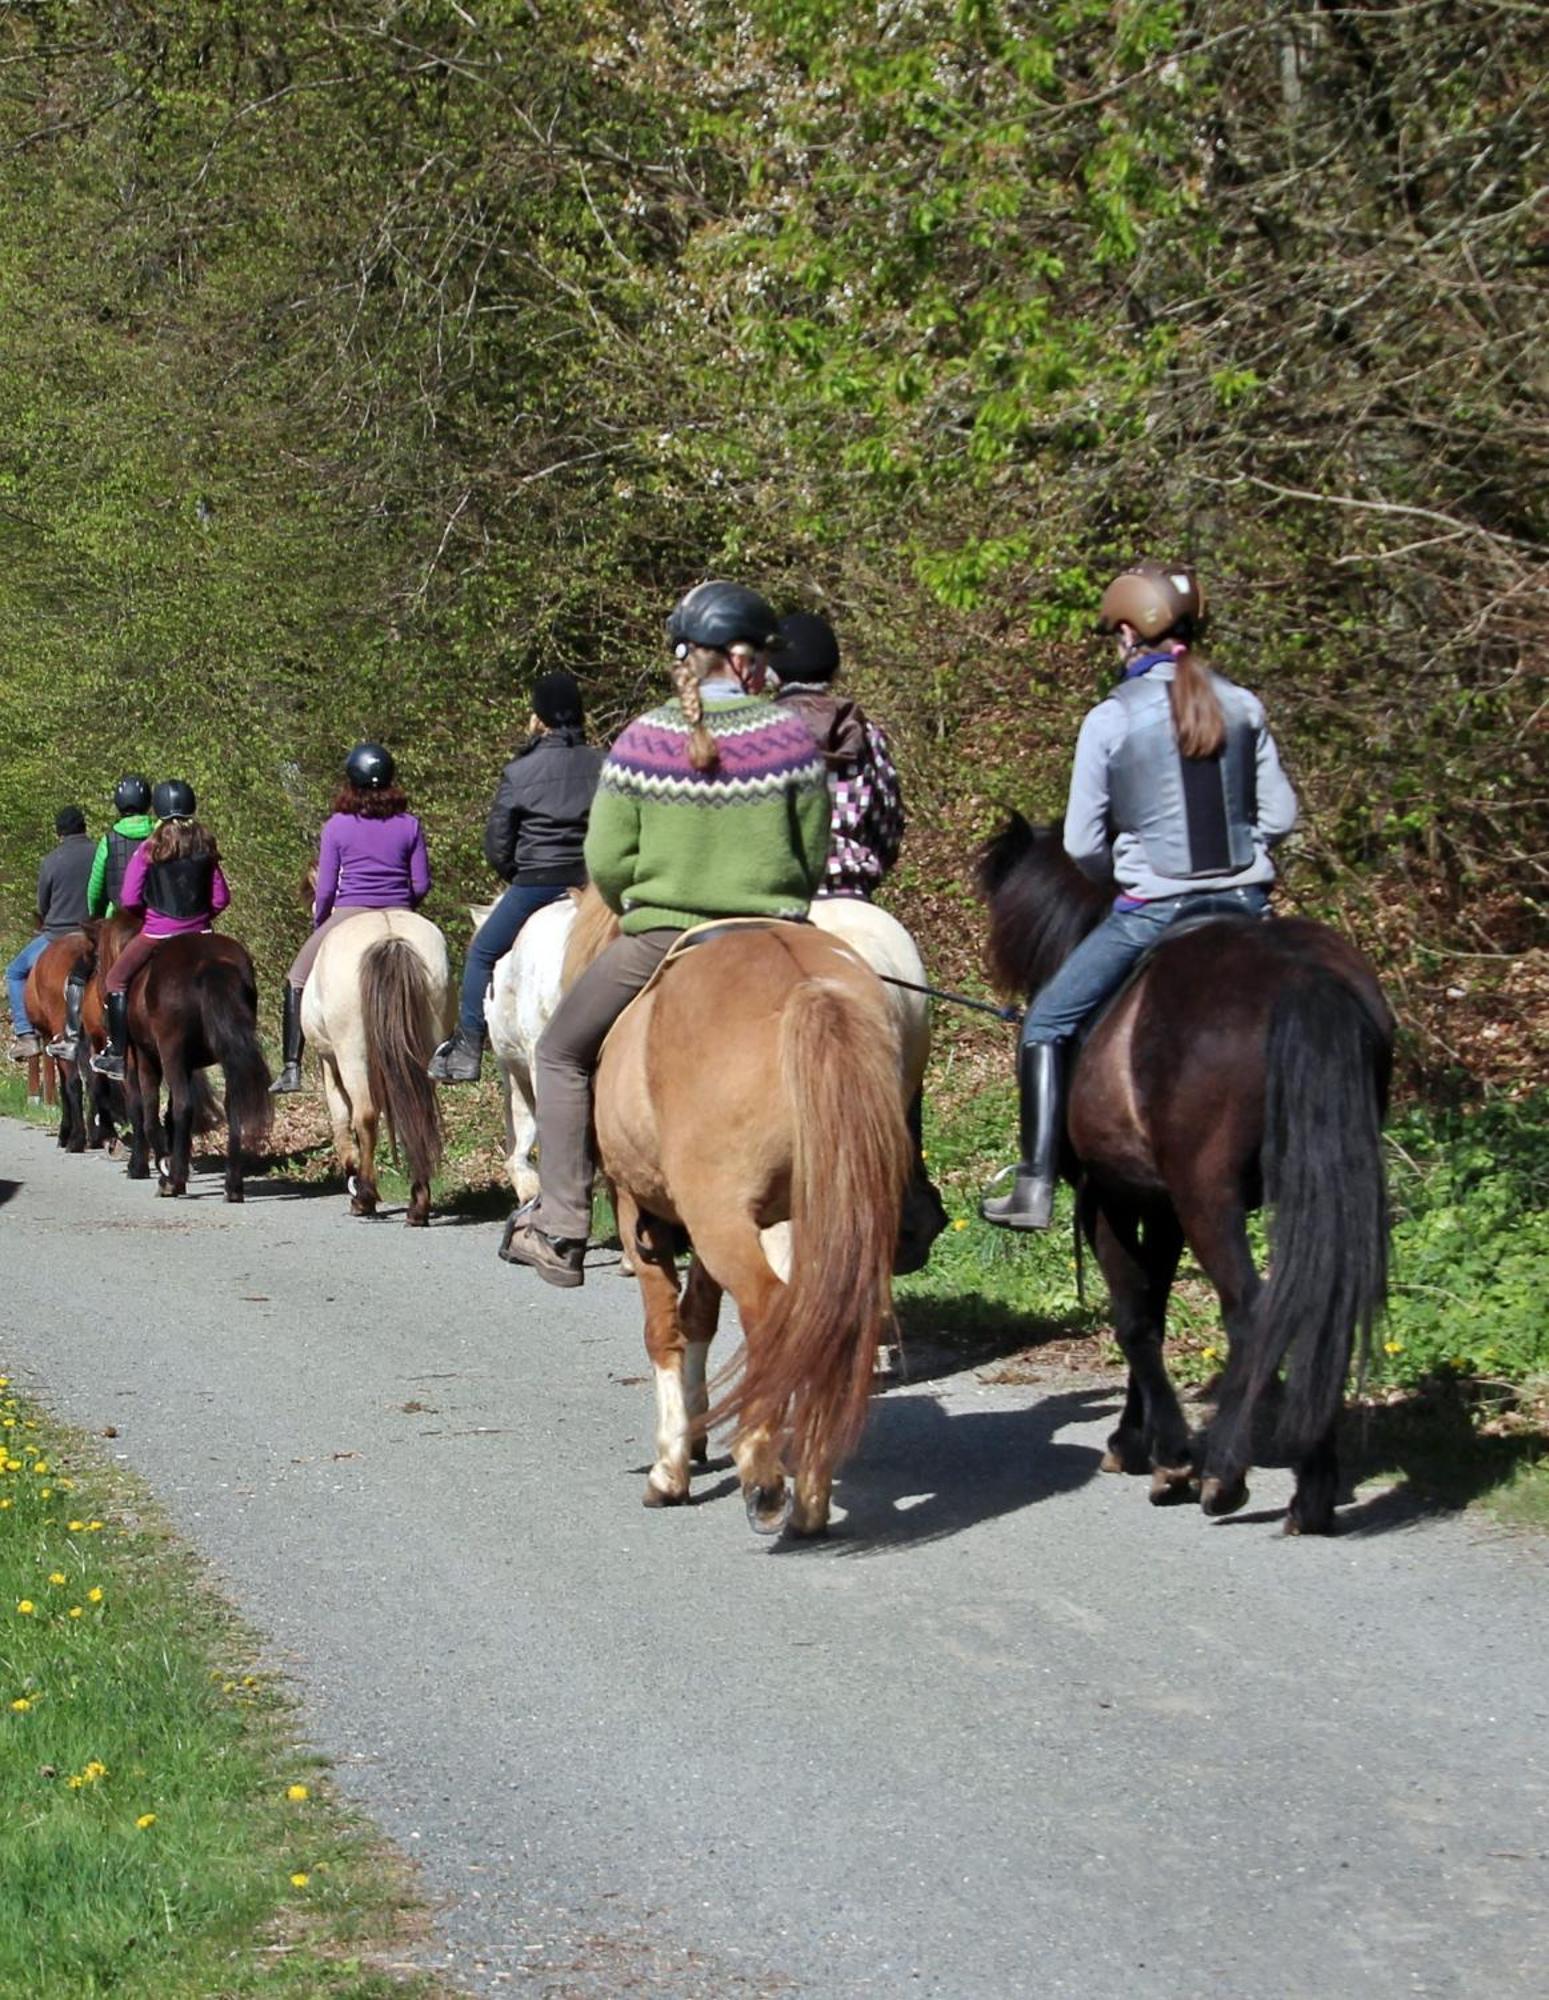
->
[46,974,86,1061]
[269,985,306,1093]
[427,1024,484,1084]
[91,991,129,1081]
[981,1041,1066,1230]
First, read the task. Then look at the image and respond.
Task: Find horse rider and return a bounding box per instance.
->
[427,671,604,1085]
[44,774,155,1063]
[981,562,1300,1231]
[770,610,905,901]
[270,743,431,1093]
[92,781,230,1081]
[497,580,832,1288]
[6,806,96,1061]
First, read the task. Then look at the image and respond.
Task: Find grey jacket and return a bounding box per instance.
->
[1064,660,1298,902]
[36,833,97,938]
[484,731,605,886]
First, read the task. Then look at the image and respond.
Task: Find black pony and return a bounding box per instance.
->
[979,814,1392,1534]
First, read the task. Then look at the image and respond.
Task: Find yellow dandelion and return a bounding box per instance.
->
[67,1521,85,1533]
[65,1774,84,1790]
[286,1783,310,1802]
[83,1761,107,1780]
[87,1587,103,1604]
[47,1572,67,1587]
[951,1217,970,1231]
[16,1601,35,1616]
[86,1521,103,1532]
[289,1872,310,1889]
[0,1500,11,1512]
[31,1460,48,1475]
[1383,1339,1403,1356]
[40,1488,52,1499]
[11,1697,32,1712]
[135,1813,156,1830]
[5,1460,20,1473]
[68,1607,82,1619]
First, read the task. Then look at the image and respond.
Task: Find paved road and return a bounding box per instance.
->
[2,1117,1545,1997]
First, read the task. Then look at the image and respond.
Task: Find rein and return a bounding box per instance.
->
[874,972,1023,1026]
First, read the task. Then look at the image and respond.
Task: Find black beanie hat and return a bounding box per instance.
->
[775,611,841,684]
[55,805,87,837]
[532,670,584,728]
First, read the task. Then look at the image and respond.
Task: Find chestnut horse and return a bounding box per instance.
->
[593,923,911,1537]
[23,932,114,1152]
[109,928,273,1200]
[301,910,449,1225]
[980,814,1392,1534]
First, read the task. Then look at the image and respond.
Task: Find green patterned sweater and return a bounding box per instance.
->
[584,695,831,933]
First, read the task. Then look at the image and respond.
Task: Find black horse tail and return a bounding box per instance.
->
[361,937,443,1198]
[200,965,274,1149]
[1243,972,1390,1462]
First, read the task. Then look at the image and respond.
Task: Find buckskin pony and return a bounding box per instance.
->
[591,921,911,1537]
[301,909,450,1226]
[979,812,1392,1535]
[107,926,273,1200]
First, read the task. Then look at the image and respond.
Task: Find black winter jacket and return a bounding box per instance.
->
[483,730,605,886]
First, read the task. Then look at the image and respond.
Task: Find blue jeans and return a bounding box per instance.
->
[1021,887,1271,1047]
[6,935,49,1036]
[459,882,571,1037]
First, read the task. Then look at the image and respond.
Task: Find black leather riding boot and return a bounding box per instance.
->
[981,1041,1066,1230]
[92,990,129,1080]
[270,985,305,1093]
[46,973,87,1060]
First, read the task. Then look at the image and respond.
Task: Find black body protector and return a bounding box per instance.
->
[103,828,146,910]
[1105,673,1259,879]
[143,854,215,922]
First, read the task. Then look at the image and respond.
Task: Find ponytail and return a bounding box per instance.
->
[670,654,721,772]
[1168,644,1226,759]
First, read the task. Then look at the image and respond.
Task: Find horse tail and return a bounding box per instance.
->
[199,965,274,1149]
[361,937,443,1194]
[735,972,911,1481]
[1243,971,1390,1461]
[561,885,621,991]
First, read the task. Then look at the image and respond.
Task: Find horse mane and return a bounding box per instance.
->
[976,811,1111,1002]
[562,884,622,990]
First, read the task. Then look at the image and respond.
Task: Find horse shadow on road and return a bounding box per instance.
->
[0,1179,21,1208]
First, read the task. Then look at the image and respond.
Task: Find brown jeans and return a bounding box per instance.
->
[531,928,677,1240]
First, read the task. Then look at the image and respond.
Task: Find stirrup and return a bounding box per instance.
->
[269,1061,305,1094]
[45,1035,79,1061]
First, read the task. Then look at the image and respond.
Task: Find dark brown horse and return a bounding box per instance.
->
[110,929,273,1200]
[980,814,1392,1534]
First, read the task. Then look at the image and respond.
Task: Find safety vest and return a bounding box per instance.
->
[103,828,145,910]
[143,854,215,921]
[1105,671,1259,880]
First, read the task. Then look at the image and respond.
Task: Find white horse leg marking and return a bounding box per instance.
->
[789,1461,832,1538]
[648,1359,692,1501]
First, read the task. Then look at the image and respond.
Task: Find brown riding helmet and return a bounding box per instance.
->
[1097,563,1207,641]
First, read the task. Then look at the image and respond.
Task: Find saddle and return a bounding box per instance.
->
[1079,911,1263,1048]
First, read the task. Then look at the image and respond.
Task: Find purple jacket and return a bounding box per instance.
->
[314,812,431,924]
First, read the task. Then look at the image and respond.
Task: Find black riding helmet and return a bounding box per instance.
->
[113,773,153,816]
[152,778,197,820]
[345,742,395,790]
[665,580,781,658]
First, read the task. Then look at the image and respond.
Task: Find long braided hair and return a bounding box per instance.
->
[671,649,722,773]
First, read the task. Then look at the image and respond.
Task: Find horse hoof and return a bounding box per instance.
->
[744,1482,793,1537]
[691,1439,710,1467]
[1282,1508,1334,1538]
[225,1189,245,1204]
[1148,1464,1196,1505]
[642,1479,688,1509]
[349,1198,377,1218]
[1101,1435,1149,1476]
[1200,1475,1250,1518]
[404,1211,429,1229]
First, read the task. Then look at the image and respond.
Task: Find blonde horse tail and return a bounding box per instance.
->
[361,938,444,1197]
[737,973,911,1484]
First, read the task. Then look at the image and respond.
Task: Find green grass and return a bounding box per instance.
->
[0,1379,454,1999]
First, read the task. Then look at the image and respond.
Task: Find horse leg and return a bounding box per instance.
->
[1175,1197,1264,1521]
[158,1059,192,1197]
[1090,1198,1194,1502]
[680,1256,723,1468]
[504,1059,540,1205]
[1285,1433,1340,1538]
[320,1060,358,1189]
[621,1191,693,1507]
[121,1056,151,1180]
[351,1101,380,1216]
[687,1215,791,1533]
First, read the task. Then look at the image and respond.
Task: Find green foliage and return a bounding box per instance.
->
[1380,1094,1549,1387]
